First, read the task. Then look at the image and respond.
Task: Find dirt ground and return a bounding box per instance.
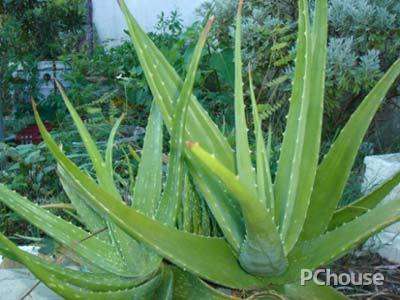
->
[330,252,400,299]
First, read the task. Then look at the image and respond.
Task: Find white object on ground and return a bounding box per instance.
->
[12,61,70,99]
[0,246,60,299]
[37,61,71,98]
[0,269,61,300]
[363,153,400,263]
[0,245,39,266]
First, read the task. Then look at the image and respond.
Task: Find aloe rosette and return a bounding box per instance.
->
[0,0,400,298]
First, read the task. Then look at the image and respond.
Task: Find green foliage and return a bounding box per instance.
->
[0,143,59,200]
[1,0,86,59]
[57,11,235,129]
[199,0,400,138]
[0,0,86,140]
[0,0,400,299]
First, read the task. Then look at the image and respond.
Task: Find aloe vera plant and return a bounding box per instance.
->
[0,0,400,298]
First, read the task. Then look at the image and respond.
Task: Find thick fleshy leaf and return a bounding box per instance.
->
[0,234,162,299]
[41,158,269,287]
[59,165,110,242]
[283,282,348,300]
[328,169,400,230]
[34,103,161,276]
[33,103,270,288]
[132,103,163,217]
[0,233,148,292]
[249,68,274,211]
[275,0,328,252]
[180,170,193,232]
[171,266,234,300]
[118,0,243,250]
[285,196,400,281]
[105,114,124,180]
[301,58,400,241]
[0,184,130,276]
[55,81,116,194]
[59,164,153,275]
[187,142,287,276]
[274,0,309,226]
[157,17,214,225]
[186,159,245,250]
[46,93,153,275]
[41,275,161,300]
[154,267,174,300]
[118,0,234,169]
[233,0,257,195]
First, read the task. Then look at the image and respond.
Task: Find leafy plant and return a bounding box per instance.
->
[199,0,400,140]
[1,0,86,59]
[1,0,400,298]
[0,0,86,140]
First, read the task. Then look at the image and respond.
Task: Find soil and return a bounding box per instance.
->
[330,251,400,299]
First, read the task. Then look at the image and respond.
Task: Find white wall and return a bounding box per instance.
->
[93,0,205,46]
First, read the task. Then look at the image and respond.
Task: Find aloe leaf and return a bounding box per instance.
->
[187,142,287,276]
[266,128,272,163]
[51,89,149,274]
[171,266,235,300]
[186,155,244,251]
[154,267,174,300]
[0,233,148,292]
[128,144,141,163]
[55,81,116,194]
[190,186,202,235]
[118,0,234,170]
[185,163,236,238]
[274,0,308,225]
[0,235,162,300]
[132,103,163,217]
[286,196,400,281]
[0,184,130,276]
[157,17,214,225]
[44,275,161,300]
[283,282,348,300]
[301,58,400,241]
[275,0,328,252]
[233,0,257,195]
[33,102,269,288]
[328,169,400,230]
[58,165,110,242]
[123,149,135,195]
[54,169,267,287]
[50,159,269,287]
[34,103,161,276]
[249,67,274,211]
[105,114,124,180]
[118,0,244,250]
[60,163,154,275]
[181,170,193,232]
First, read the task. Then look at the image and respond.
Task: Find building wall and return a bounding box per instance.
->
[93,0,205,46]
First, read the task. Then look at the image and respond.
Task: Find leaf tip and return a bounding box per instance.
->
[238,0,244,15]
[186,141,199,150]
[31,98,37,110]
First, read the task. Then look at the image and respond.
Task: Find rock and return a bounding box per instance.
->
[363,153,400,263]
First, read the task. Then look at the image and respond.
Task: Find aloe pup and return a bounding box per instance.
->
[0,0,400,298]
